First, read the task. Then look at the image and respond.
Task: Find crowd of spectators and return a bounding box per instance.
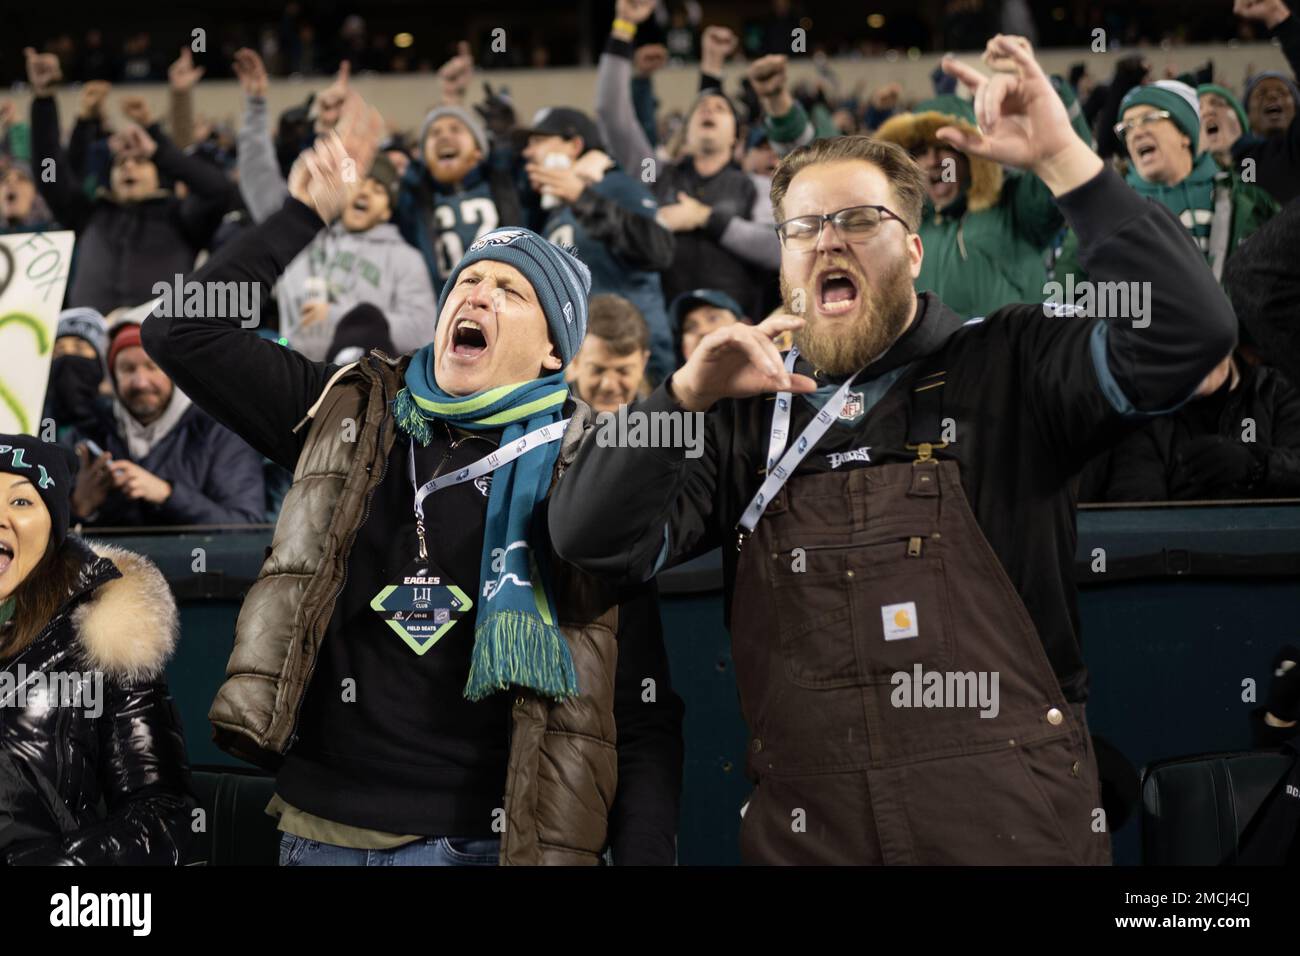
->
[0,0,1297,533]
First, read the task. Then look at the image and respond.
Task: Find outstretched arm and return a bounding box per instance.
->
[143,92,386,470]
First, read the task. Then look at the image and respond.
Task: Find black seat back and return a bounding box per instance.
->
[186,767,280,866]
[1141,751,1292,865]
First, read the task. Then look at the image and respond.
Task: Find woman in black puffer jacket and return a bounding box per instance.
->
[0,434,194,865]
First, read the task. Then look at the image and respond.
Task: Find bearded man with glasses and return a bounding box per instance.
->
[550,35,1238,864]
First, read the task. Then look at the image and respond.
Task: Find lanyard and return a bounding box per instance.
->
[739,347,863,535]
[408,418,569,559]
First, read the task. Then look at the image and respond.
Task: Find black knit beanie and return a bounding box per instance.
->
[0,435,77,546]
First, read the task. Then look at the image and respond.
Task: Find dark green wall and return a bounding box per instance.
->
[90,503,1300,865]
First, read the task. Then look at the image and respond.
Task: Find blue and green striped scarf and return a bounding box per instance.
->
[393,347,576,701]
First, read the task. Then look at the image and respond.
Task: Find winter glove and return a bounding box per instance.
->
[475,82,516,141]
[1172,434,1263,499]
[1266,645,1300,723]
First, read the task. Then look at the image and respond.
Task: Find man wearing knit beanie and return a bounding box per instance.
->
[1198,83,1251,168]
[394,47,522,289]
[1117,80,1204,184]
[42,308,110,440]
[1229,0,1300,203]
[1056,78,1279,285]
[142,93,650,864]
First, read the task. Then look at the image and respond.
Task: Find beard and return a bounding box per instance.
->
[782,252,915,377]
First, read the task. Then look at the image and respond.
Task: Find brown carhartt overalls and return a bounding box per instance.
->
[730,367,1111,865]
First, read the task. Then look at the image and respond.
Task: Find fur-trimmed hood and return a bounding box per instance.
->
[71,543,178,681]
[874,109,1004,213]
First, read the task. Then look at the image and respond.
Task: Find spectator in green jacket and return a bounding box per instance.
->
[1198,83,1251,173]
[1056,80,1278,287]
[872,90,1085,318]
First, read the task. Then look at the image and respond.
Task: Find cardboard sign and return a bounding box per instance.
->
[0,231,76,435]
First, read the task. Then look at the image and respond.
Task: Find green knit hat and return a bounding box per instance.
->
[1120,80,1201,154]
[1196,83,1249,136]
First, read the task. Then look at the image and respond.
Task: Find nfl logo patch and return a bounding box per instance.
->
[839,391,865,422]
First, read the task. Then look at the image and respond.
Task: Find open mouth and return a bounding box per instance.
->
[1264,103,1284,118]
[350,196,370,214]
[1133,141,1157,161]
[435,144,462,165]
[1205,120,1220,137]
[817,270,860,316]
[0,540,13,577]
[449,315,490,360]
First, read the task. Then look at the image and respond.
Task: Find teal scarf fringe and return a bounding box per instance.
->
[392,346,577,701]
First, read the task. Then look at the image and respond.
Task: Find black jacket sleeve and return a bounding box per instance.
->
[1224,197,1300,386]
[571,186,676,271]
[550,382,726,583]
[4,680,196,866]
[68,114,105,182]
[30,96,94,232]
[1276,13,1300,83]
[1044,168,1237,414]
[1256,367,1300,496]
[140,197,334,470]
[1101,424,1170,501]
[1093,58,1150,160]
[608,581,685,865]
[151,134,233,249]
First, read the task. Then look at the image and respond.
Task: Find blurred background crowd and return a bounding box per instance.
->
[0,0,1297,534]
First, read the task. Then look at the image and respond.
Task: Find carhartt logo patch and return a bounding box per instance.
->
[881,602,918,641]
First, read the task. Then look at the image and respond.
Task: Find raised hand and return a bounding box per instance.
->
[289,91,384,223]
[615,0,657,25]
[108,123,157,160]
[671,313,816,412]
[79,80,112,120]
[1234,0,1292,30]
[748,54,793,116]
[701,26,739,73]
[120,94,153,127]
[23,47,63,96]
[232,48,269,98]
[313,60,351,133]
[438,41,474,104]
[937,34,1102,194]
[168,47,205,92]
[633,43,669,78]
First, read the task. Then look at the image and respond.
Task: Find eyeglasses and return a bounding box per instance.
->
[774,204,911,252]
[1113,109,1172,140]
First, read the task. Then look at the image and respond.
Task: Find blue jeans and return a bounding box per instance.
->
[279,833,500,866]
